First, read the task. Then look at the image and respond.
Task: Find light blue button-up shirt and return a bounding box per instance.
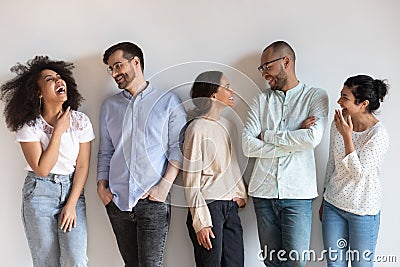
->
[242,82,329,199]
[97,83,187,211]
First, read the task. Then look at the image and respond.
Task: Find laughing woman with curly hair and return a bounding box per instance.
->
[0,56,94,267]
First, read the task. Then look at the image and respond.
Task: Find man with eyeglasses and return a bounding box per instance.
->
[96,41,186,267]
[242,40,329,267]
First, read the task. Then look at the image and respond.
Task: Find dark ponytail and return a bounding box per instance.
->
[373,79,389,103]
[187,70,223,121]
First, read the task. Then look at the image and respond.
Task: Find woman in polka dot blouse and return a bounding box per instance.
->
[320,74,389,267]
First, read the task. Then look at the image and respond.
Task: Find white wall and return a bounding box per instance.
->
[1,1,399,266]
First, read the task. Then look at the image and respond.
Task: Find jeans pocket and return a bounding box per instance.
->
[105,200,116,218]
[105,200,114,209]
[22,177,37,200]
[147,198,165,204]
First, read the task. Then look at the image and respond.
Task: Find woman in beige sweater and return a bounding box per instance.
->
[183,70,247,267]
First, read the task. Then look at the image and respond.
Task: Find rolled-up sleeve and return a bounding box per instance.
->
[167,94,187,165]
[97,102,113,182]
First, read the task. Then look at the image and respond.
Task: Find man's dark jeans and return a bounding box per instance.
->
[106,197,170,267]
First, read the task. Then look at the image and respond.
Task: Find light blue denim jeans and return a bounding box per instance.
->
[322,200,380,267]
[253,198,313,267]
[22,171,88,267]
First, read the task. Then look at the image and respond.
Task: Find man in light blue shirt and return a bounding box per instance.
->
[242,41,329,267]
[97,42,186,267]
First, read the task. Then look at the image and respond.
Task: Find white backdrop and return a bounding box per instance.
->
[0,1,399,266]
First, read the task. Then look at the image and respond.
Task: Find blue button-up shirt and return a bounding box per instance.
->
[97,83,187,211]
[242,82,329,199]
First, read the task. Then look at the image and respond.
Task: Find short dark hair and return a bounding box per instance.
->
[344,74,389,114]
[263,40,296,62]
[0,56,83,132]
[103,42,144,71]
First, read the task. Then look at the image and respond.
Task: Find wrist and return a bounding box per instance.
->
[97,179,109,189]
[65,197,78,208]
[161,177,173,184]
[159,177,173,191]
[52,127,65,136]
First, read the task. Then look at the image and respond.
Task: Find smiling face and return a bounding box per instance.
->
[337,85,366,116]
[106,50,138,90]
[214,75,234,107]
[260,49,287,91]
[37,69,67,105]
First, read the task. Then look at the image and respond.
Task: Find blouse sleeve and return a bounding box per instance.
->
[77,112,95,143]
[342,126,389,181]
[15,124,40,143]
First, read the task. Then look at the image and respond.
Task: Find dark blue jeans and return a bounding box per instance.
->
[106,197,170,267]
[186,200,244,267]
[253,198,313,267]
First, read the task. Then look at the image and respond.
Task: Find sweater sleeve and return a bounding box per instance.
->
[183,124,213,233]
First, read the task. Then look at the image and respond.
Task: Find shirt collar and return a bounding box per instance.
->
[273,81,304,98]
[122,81,153,100]
[286,81,304,96]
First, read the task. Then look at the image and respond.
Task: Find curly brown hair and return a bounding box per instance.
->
[0,56,83,131]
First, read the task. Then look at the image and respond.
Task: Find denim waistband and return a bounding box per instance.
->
[27,171,74,182]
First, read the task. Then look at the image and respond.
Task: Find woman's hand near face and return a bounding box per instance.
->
[334,109,353,138]
[19,107,71,177]
[334,109,355,155]
[54,106,71,134]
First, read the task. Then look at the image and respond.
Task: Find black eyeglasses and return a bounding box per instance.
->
[106,58,134,75]
[257,57,284,73]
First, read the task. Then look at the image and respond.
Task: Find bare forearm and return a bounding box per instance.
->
[147,160,181,202]
[66,165,89,206]
[163,160,180,182]
[67,142,91,206]
[34,131,63,176]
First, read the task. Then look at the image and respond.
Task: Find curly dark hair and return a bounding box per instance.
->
[0,56,83,131]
